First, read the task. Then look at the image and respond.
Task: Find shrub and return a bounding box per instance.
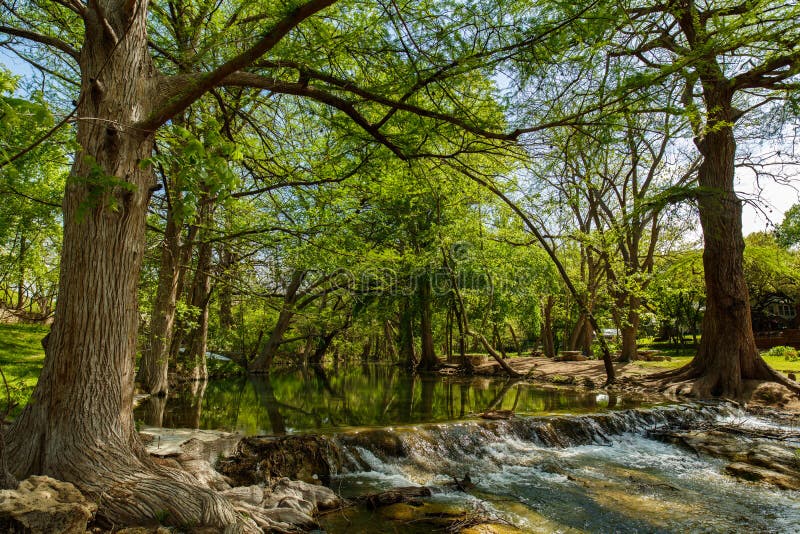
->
[764,345,799,362]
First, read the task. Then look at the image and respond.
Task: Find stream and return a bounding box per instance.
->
[136,365,800,533]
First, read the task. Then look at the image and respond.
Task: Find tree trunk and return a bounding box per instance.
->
[16,231,25,310]
[656,86,798,396]
[508,323,522,357]
[165,223,197,362]
[417,276,439,371]
[137,204,182,395]
[618,295,640,362]
[218,243,235,331]
[541,295,556,358]
[4,8,259,530]
[182,188,214,382]
[248,271,304,373]
[399,297,417,370]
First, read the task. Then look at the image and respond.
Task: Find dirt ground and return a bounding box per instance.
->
[469,356,800,413]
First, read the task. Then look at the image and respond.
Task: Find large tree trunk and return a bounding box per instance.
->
[417,276,440,371]
[137,204,182,395]
[3,7,260,530]
[656,86,798,397]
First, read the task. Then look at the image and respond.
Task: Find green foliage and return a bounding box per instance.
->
[0,323,47,415]
[764,346,800,362]
[776,204,800,249]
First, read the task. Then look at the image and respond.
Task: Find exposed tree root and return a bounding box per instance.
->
[3,427,293,532]
[646,357,800,399]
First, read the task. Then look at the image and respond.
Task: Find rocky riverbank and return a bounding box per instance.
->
[3,401,797,533]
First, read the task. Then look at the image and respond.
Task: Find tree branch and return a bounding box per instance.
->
[140,0,337,131]
[0,25,79,61]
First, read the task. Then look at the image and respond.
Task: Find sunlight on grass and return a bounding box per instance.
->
[0,323,47,414]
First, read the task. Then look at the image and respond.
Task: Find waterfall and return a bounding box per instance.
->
[329,402,737,474]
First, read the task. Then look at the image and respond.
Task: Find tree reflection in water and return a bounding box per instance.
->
[135,364,638,435]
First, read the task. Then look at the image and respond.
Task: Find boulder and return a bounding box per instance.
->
[0,476,96,534]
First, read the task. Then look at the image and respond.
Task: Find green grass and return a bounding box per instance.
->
[0,323,47,415]
[632,341,800,375]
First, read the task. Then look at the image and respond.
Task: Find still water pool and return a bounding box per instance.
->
[134,364,647,435]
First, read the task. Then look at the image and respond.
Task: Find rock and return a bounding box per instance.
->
[461,524,526,534]
[340,429,406,459]
[724,462,800,490]
[0,476,97,534]
[788,373,797,381]
[356,486,432,509]
[651,428,800,490]
[479,410,514,420]
[217,435,336,486]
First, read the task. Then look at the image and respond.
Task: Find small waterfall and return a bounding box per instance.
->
[319,401,800,532]
[329,402,737,474]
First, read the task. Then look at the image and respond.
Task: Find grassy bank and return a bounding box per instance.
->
[0,323,47,415]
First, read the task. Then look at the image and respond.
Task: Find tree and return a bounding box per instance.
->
[1,2,522,526]
[597,0,800,396]
[776,204,800,249]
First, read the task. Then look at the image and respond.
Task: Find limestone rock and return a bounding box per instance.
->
[0,476,96,534]
[724,462,800,490]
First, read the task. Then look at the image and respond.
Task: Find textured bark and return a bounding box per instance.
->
[1,4,306,530]
[182,188,214,382]
[655,85,798,396]
[541,295,556,358]
[618,296,641,363]
[399,298,417,370]
[218,243,236,331]
[137,205,182,395]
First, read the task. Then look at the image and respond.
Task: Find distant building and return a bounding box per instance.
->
[751,293,799,332]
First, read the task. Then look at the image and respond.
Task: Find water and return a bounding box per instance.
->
[322,405,800,533]
[135,366,800,532]
[134,363,648,435]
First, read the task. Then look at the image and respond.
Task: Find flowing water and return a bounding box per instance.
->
[135,365,800,532]
[321,404,800,533]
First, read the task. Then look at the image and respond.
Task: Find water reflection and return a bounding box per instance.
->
[135,364,643,435]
